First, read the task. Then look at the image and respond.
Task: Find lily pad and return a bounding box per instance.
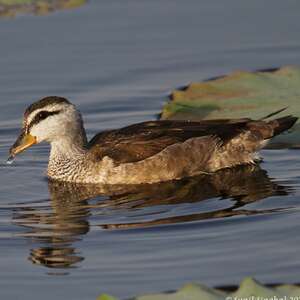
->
[97,295,118,300]
[0,0,86,17]
[161,66,300,148]
[97,277,300,300]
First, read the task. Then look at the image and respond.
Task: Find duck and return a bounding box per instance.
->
[9,96,297,184]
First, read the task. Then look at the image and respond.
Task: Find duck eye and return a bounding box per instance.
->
[37,111,51,121]
[38,111,48,120]
[26,109,62,132]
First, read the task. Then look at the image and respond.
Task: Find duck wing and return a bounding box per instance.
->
[87,119,250,165]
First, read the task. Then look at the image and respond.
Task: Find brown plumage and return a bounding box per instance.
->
[88,117,297,166]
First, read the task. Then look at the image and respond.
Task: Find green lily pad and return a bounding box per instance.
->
[97,277,300,300]
[161,66,300,148]
[97,294,118,300]
[0,0,86,17]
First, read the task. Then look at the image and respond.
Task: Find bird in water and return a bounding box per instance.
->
[9,96,297,184]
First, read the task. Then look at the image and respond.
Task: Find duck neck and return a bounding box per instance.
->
[48,130,88,180]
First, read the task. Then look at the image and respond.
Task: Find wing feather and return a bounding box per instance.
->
[87,119,249,164]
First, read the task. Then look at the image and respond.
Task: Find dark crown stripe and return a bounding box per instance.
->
[27,110,61,132]
[25,96,70,117]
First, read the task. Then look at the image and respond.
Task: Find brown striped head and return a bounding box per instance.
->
[10,96,85,158]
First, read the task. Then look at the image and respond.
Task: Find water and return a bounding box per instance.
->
[6,155,14,164]
[1,0,300,299]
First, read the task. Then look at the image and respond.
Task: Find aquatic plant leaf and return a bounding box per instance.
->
[232,277,300,298]
[97,277,300,300]
[136,283,225,300]
[97,294,118,300]
[0,0,86,17]
[161,66,300,148]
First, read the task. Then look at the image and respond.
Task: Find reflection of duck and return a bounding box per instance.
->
[9,96,297,184]
[13,182,90,270]
[99,165,290,229]
[12,165,289,270]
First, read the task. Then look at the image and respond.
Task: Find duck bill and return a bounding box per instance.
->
[9,132,37,157]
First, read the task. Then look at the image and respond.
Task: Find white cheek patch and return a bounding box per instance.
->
[24,105,65,133]
[25,105,77,142]
[30,117,59,142]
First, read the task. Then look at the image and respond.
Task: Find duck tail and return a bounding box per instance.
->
[259,107,289,120]
[268,115,298,137]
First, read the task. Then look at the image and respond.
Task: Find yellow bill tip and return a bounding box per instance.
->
[9,133,37,157]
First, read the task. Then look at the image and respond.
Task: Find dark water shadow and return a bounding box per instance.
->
[12,165,290,271]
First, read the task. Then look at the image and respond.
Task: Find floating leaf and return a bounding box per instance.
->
[0,0,87,17]
[161,66,300,148]
[97,277,300,300]
[97,294,118,300]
